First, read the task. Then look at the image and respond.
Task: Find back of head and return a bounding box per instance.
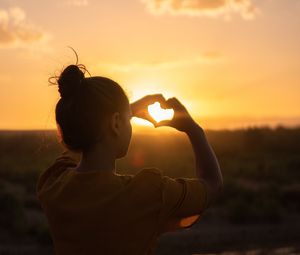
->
[55,64,129,152]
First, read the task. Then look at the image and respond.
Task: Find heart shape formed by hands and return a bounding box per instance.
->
[148,102,174,123]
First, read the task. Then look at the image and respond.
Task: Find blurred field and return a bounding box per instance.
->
[0,126,299,254]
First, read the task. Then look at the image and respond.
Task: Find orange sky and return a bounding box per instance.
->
[0,0,300,130]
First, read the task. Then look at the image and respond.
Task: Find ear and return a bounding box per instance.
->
[110,112,121,137]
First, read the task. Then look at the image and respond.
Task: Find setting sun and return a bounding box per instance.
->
[148,102,174,123]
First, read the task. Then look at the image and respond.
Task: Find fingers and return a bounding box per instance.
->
[161,97,185,111]
[155,119,172,128]
[136,94,185,111]
[145,94,168,108]
[143,113,158,126]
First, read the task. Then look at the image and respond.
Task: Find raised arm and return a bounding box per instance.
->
[156,97,223,206]
[185,122,223,205]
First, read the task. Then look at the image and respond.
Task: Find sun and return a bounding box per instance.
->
[148,102,174,123]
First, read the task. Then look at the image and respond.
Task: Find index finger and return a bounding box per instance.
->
[145,94,167,106]
[164,97,186,111]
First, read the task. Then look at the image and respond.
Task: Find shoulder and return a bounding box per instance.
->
[133,167,163,185]
[122,167,165,194]
[36,150,78,197]
[48,150,79,175]
[136,167,163,177]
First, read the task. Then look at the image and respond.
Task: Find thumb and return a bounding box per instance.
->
[155,120,172,128]
[143,113,158,127]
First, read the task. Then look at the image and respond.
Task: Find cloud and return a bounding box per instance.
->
[0,7,50,48]
[140,0,260,20]
[98,52,223,73]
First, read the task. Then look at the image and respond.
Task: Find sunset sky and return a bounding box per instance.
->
[0,0,300,130]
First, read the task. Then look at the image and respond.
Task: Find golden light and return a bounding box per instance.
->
[148,102,174,122]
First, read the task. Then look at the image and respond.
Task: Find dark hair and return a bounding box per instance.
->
[54,64,129,152]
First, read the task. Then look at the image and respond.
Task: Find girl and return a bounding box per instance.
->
[37,64,223,255]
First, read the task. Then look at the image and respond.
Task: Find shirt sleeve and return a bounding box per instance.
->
[36,150,79,197]
[157,173,209,233]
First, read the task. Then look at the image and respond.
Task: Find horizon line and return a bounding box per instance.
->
[1,123,299,133]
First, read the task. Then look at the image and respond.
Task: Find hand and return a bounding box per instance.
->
[155,97,197,132]
[130,94,167,126]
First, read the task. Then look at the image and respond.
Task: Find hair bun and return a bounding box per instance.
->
[58,65,84,99]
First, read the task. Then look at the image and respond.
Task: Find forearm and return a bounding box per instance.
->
[185,123,223,188]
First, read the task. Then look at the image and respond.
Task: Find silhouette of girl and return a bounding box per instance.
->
[37,63,223,255]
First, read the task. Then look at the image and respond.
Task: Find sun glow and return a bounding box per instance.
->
[148,102,174,123]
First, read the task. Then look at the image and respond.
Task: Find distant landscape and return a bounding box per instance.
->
[0,127,299,254]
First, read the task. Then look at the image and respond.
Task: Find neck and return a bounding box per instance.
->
[75,140,116,173]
